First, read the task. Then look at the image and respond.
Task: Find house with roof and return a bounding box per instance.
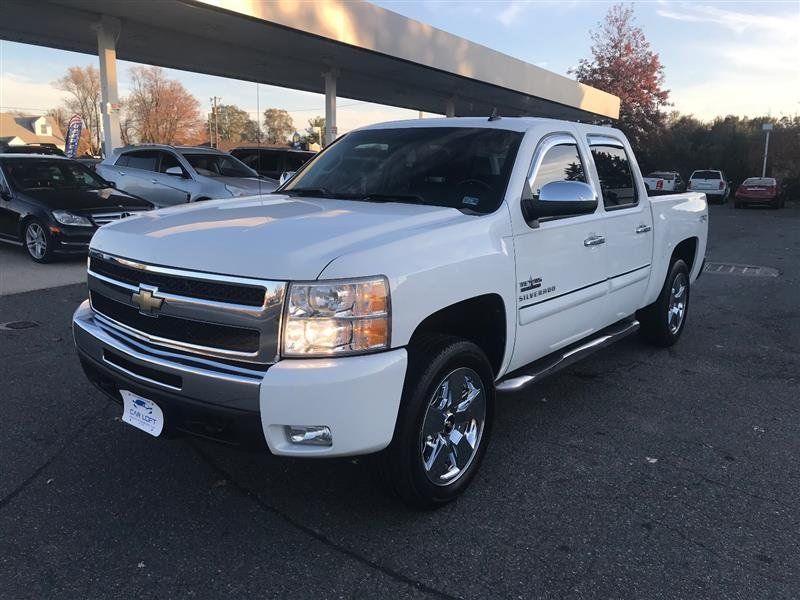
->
[0,113,65,150]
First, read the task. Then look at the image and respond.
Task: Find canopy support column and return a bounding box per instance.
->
[94,16,122,156]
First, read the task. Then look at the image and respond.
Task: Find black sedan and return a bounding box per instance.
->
[0,155,154,262]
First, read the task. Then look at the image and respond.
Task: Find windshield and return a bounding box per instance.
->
[281,127,524,213]
[183,153,257,178]
[691,170,721,180]
[2,158,108,191]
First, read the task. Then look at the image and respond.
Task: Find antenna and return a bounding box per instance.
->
[488,108,501,122]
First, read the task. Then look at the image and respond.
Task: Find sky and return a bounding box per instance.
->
[1,0,798,136]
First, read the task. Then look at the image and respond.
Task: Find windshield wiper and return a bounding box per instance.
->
[359,193,426,204]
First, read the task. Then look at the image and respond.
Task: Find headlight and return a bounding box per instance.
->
[225,184,245,197]
[282,276,390,357]
[52,210,93,227]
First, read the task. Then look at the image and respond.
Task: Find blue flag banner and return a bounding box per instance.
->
[64,114,83,159]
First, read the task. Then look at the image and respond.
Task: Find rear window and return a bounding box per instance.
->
[647,172,675,180]
[743,177,776,186]
[691,171,721,180]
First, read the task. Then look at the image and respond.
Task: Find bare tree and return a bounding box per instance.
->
[125,66,203,144]
[53,66,103,154]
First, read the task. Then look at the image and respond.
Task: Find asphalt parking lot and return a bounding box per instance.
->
[1,203,798,599]
[0,244,85,296]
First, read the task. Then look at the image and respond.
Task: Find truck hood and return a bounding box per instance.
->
[215,176,278,193]
[90,194,470,280]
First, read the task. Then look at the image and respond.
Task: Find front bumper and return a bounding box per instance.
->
[52,224,95,254]
[73,300,408,456]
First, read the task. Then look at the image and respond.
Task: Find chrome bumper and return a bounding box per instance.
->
[72,300,265,412]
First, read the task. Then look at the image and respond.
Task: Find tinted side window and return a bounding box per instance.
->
[124,151,159,172]
[233,150,259,170]
[260,151,280,172]
[529,143,586,199]
[114,154,129,167]
[591,145,637,209]
[285,153,312,171]
[159,151,183,174]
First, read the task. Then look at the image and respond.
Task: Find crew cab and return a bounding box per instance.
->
[72,118,708,507]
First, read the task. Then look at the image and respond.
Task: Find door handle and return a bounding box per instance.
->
[118,171,125,176]
[635,224,652,234]
[151,179,158,184]
[584,234,606,247]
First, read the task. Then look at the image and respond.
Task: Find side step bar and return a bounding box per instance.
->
[496,318,639,393]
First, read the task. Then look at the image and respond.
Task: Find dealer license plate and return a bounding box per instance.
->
[120,390,164,437]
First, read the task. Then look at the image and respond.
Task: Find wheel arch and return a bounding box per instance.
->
[671,237,698,272]
[408,294,507,378]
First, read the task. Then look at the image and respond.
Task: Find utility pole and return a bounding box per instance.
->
[761,123,773,177]
[210,96,221,148]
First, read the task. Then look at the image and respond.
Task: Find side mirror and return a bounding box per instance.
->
[0,186,11,201]
[279,171,296,185]
[522,181,598,222]
[104,179,116,189]
[165,166,186,178]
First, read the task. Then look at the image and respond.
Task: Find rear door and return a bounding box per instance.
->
[587,135,653,320]
[509,132,609,371]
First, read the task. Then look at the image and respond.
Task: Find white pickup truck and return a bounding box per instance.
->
[73,117,708,507]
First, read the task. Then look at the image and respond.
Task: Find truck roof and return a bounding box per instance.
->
[357,116,618,135]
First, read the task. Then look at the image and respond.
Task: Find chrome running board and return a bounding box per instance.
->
[496,318,639,393]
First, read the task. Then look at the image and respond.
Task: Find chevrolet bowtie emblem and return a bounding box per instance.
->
[131,286,164,316]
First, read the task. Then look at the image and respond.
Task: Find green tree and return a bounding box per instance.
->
[262,108,294,144]
[209,104,259,143]
[302,116,325,146]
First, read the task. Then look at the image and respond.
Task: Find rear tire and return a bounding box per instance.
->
[375,335,494,509]
[637,259,690,347]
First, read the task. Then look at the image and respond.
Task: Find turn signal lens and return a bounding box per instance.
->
[283,277,390,356]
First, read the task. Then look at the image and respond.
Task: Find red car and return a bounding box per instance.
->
[735,177,783,209]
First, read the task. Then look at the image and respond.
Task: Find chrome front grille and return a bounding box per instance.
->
[91,211,144,226]
[87,251,286,365]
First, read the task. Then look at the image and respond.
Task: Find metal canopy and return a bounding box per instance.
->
[1,0,619,122]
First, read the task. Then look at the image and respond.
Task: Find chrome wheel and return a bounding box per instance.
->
[667,272,688,334]
[25,222,47,260]
[419,367,486,486]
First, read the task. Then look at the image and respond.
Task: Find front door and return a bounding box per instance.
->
[509,132,609,372]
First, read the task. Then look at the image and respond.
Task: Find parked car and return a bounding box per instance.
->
[734,177,783,209]
[688,169,731,203]
[644,171,685,194]
[0,143,66,156]
[73,117,708,507]
[230,146,316,181]
[0,155,153,262]
[96,145,278,207]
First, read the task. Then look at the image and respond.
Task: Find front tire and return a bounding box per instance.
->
[377,335,494,508]
[23,219,54,263]
[637,259,690,347]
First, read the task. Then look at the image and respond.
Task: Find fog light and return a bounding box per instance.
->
[285,425,332,446]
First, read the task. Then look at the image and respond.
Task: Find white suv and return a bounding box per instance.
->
[688,169,730,203]
[97,145,277,207]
